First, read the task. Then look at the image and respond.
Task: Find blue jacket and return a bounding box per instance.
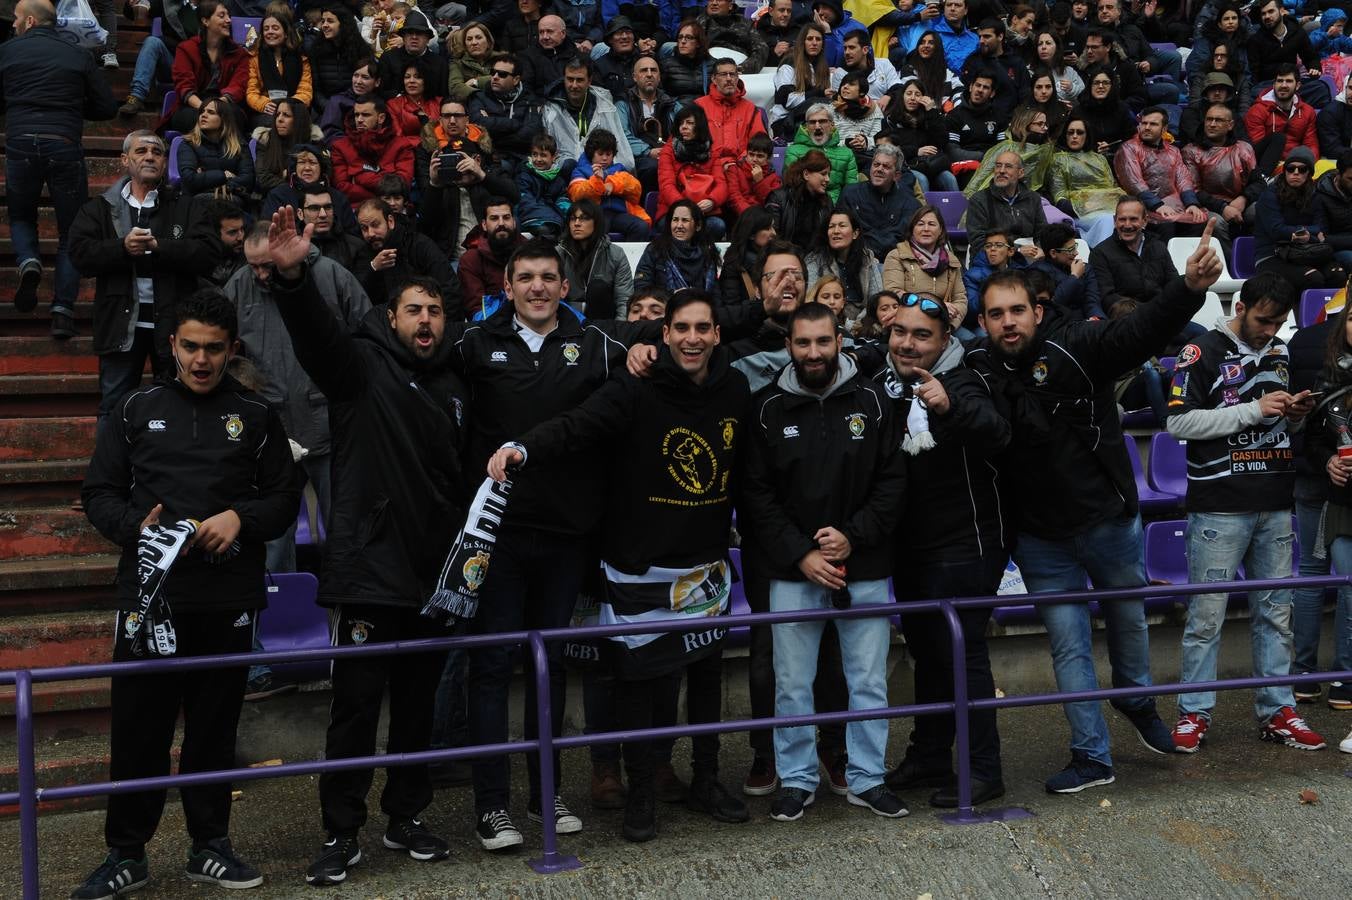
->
[1253,184,1330,262]
[962,253,1028,324]
[1028,258,1106,322]
[554,0,604,45]
[516,157,575,228]
[1312,9,1352,56]
[933,16,979,74]
[824,11,869,67]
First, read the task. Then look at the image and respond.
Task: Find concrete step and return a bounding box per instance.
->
[0,731,112,815]
[0,611,113,670]
[0,507,114,562]
[0,374,100,418]
[0,268,96,303]
[0,159,123,201]
[0,459,92,509]
[0,416,97,463]
[0,302,96,338]
[0,338,98,377]
[0,678,112,750]
[0,134,126,155]
[0,554,119,618]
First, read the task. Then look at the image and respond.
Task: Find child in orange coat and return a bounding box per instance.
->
[725,133,782,216]
[566,129,652,240]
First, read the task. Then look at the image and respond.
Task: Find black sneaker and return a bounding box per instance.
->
[527,795,583,834]
[846,784,909,818]
[687,774,750,823]
[475,809,524,851]
[929,777,1006,809]
[884,756,954,792]
[383,817,450,861]
[71,852,148,899]
[51,310,78,341]
[185,838,263,889]
[1116,704,1177,755]
[768,787,815,822]
[1045,755,1115,794]
[304,835,360,886]
[622,785,656,843]
[243,672,296,701]
[1294,680,1323,703]
[1327,682,1352,710]
[14,260,41,313]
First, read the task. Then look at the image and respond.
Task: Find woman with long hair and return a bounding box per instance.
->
[897,29,961,107]
[387,59,442,137]
[771,22,830,138]
[805,209,883,327]
[167,0,250,134]
[765,150,834,251]
[882,205,965,329]
[1186,3,1253,117]
[887,77,957,191]
[657,105,729,238]
[663,20,712,105]
[1045,115,1120,246]
[177,97,256,199]
[1254,149,1345,290]
[833,70,884,171]
[1077,65,1137,154]
[853,289,902,340]
[717,206,777,309]
[1304,293,1352,731]
[254,98,319,194]
[245,10,313,129]
[962,106,1054,196]
[447,21,495,101]
[1019,69,1073,142]
[558,199,635,319]
[1033,29,1083,102]
[634,199,721,293]
[309,5,368,110]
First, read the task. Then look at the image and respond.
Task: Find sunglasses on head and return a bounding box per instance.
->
[899,293,949,323]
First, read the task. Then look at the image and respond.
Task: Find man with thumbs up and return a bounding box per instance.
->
[965,218,1224,794]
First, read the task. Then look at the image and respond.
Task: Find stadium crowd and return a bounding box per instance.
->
[4,0,1352,895]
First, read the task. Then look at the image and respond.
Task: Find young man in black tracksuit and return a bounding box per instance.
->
[77,290,299,899]
[264,208,471,887]
[855,295,1012,809]
[964,226,1224,793]
[488,290,753,843]
[741,302,908,823]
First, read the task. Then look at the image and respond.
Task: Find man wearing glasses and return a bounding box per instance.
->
[964,150,1047,260]
[467,52,544,170]
[1182,103,1261,231]
[1030,223,1105,321]
[1078,28,1146,111]
[298,187,368,271]
[695,57,769,161]
[418,97,516,260]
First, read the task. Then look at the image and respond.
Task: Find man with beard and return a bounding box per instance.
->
[265,207,469,887]
[855,293,1010,809]
[1247,0,1324,104]
[741,301,906,823]
[1245,64,1320,176]
[485,289,753,843]
[695,57,769,162]
[356,198,461,313]
[417,97,517,260]
[616,53,677,194]
[331,97,416,207]
[75,289,299,900]
[944,74,1008,166]
[467,53,544,171]
[964,222,1225,794]
[959,19,1031,121]
[459,198,528,316]
[520,15,580,95]
[1114,107,1218,242]
[830,31,900,112]
[201,200,247,288]
[1315,153,1352,273]
[297,186,368,272]
[964,150,1046,259]
[542,59,637,170]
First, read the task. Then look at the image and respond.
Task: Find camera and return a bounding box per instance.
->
[438,151,466,170]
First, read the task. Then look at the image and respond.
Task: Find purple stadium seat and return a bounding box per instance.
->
[1148,43,1178,53]
[294,499,313,546]
[1143,520,1187,610]
[160,90,178,119]
[1231,236,1255,279]
[643,191,657,220]
[167,135,184,188]
[258,572,329,682]
[925,191,968,241]
[771,144,786,176]
[1128,438,1178,513]
[1147,431,1187,500]
[151,17,162,37]
[231,17,261,45]
[1042,199,1074,226]
[249,137,258,161]
[1299,289,1337,328]
[728,547,750,646]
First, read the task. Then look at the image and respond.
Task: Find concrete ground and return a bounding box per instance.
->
[5,682,1352,899]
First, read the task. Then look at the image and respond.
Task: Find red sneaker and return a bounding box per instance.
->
[1172,714,1209,753]
[1261,706,1327,750]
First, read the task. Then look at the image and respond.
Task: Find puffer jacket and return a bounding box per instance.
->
[467,83,544,160]
[694,80,768,161]
[783,122,858,204]
[515,157,574,230]
[880,240,966,326]
[175,136,255,198]
[657,140,731,221]
[1312,9,1352,55]
[1245,89,1320,158]
[662,52,710,104]
[1317,94,1352,158]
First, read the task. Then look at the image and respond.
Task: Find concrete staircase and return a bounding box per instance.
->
[0,22,163,813]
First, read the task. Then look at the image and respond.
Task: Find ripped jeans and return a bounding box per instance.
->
[1179,510,1296,722]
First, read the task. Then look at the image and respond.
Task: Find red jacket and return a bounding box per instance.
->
[387,94,443,138]
[726,156,782,216]
[693,81,767,161]
[330,115,415,206]
[170,36,250,114]
[1244,92,1319,159]
[459,231,528,314]
[657,142,731,221]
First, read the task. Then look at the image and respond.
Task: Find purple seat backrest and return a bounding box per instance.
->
[294,500,313,546]
[152,17,162,37]
[771,144,786,177]
[1147,431,1188,498]
[1231,236,1255,278]
[258,572,329,680]
[1300,290,1337,328]
[924,192,967,231]
[167,135,184,188]
[1042,199,1073,226]
[1144,520,1188,585]
[1124,438,1150,491]
[232,17,261,45]
[160,90,178,119]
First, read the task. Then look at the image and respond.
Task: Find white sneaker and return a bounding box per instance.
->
[101,52,119,68]
[1340,729,1352,754]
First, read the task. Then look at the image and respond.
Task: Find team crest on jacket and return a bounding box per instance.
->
[350,620,372,644]
[846,413,866,438]
[1176,344,1202,368]
[1032,360,1048,384]
[562,342,580,365]
[462,550,490,591]
[123,612,142,639]
[662,427,716,494]
[719,417,737,450]
[224,414,243,441]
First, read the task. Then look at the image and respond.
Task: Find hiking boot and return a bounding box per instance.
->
[687,774,750,823]
[118,96,145,118]
[185,837,262,889]
[304,835,360,886]
[71,852,148,899]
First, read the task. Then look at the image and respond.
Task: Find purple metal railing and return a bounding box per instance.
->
[7,574,1352,898]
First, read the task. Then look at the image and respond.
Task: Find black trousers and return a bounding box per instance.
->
[619,649,725,786]
[319,604,447,837]
[896,553,1006,782]
[743,553,847,758]
[105,608,256,851]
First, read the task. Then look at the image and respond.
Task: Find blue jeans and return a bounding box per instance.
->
[4,135,87,311]
[1012,515,1153,768]
[1335,249,1352,274]
[1179,510,1296,721]
[1321,535,1352,674]
[770,578,892,795]
[1292,497,1331,675]
[912,169,959,193]
[263,453,332,574]
[130,34,173,100]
